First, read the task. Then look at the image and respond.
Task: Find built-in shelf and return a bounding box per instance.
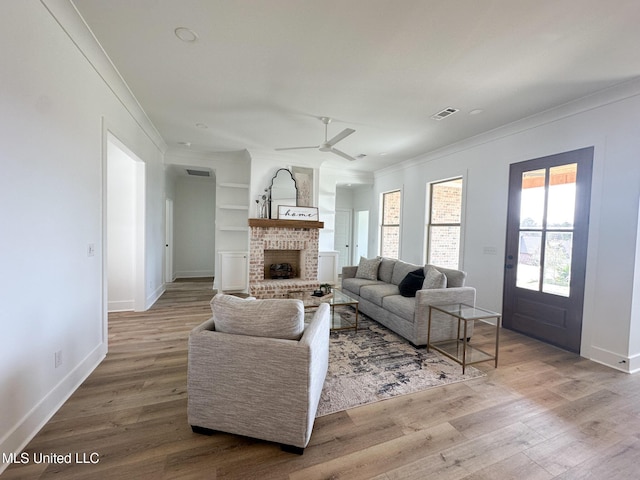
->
[248,218,324,229]
[218,182,249,189]
[219,204,249,210]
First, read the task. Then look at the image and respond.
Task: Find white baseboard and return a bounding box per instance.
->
[628,352,640,374]
[173,270,214,279]
[588,345,632,373]
[0,343,106,475]
[146,284,165,309]
[108,299,134,312]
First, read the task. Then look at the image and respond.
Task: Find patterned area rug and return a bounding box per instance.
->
[315,307,486,417]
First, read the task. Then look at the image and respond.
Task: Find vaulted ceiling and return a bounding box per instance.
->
[71,0,640,172]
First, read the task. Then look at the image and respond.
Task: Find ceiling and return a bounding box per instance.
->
[71,0,640,173]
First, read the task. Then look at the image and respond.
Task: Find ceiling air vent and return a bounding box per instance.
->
[430,107,459,121]
[186,169,210,177]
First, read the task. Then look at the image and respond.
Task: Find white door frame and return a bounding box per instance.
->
[335,208,353,270]
[104,131,146,314]
[165,198,174,283]
[354,209,369,262]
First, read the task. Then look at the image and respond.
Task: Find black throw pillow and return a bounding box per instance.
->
[398,268,425,297]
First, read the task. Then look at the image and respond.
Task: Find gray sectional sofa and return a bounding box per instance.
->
[341,258,476,347]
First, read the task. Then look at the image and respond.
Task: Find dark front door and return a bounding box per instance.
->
[503,147,593,353]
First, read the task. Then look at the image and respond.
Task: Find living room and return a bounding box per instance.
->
[3,1,640,478]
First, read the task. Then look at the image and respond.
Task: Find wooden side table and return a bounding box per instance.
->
[427,303,501,373]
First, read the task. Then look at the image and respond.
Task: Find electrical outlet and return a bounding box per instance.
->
[54,350,62,368]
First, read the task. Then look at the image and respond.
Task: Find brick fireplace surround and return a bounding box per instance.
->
[248,219,324,299]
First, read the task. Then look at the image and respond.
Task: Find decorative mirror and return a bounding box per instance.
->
[269,168,298,218]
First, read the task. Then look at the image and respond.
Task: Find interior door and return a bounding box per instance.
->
[502,147,593,353]
[334,209,352,269]
[355,209,369,260]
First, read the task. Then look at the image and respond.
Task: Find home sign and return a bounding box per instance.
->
[277,205,319,221]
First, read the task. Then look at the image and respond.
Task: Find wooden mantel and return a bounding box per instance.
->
[248,218,324,229]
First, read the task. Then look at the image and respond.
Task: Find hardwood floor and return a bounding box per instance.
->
[5,279,640,479]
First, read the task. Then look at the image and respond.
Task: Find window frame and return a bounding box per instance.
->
[379,189,402,259]
[426,177,464,269]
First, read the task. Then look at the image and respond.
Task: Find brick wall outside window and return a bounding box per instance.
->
[381,190,401,259]
[428,179,462,269]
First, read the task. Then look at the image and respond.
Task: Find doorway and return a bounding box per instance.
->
[335,208,352,270]
[165,198,174,283]
[355,209,369,260]
[106,133,146,312]
[502,147,593,353]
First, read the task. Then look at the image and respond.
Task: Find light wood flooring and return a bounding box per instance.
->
[5,279,640,479]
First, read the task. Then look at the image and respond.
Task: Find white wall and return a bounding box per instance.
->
[173,176,216,278]
[107,140,136,310]
[165,150,251,289]
[317,167,374,251]
[0,1,166,468]
[373,80,640,372]
[248,152,374,251]
[336,186,354,209]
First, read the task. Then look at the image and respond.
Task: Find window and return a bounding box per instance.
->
[380,190,401,258]
[427,178,463,269]
[516,163,577,297]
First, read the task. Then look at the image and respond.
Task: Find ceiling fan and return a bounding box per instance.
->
[275,117,357,161]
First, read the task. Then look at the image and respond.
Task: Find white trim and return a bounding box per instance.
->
[146,283,166,310]
[0,344,106,475]
[108,300,135,312]
[173,270,216,279]
[588,345,633,374]
[40,0,167,153]
[375,78,640,179]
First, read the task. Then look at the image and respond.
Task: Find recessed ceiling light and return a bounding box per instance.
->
[195,123,208,129]
[178,141,192,147]
[469,109,483,115]
[379,152,388,156]
[174,27,199,43]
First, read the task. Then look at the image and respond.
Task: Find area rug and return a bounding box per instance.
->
[314,307,486,417]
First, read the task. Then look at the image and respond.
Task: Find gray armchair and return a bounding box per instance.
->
[187,294,330,454]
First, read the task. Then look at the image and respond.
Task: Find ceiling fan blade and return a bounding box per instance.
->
[327,128,355,146]
[275,146,319,151]
[331,148,357,161]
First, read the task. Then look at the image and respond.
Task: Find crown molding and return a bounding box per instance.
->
[375,77,640,179]
[41,0,168,153]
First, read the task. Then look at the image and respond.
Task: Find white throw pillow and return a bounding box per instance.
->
[356,256,381,280]
[422,265,447,289]
[211,293,305,340]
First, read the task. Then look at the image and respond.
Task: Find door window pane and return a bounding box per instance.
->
[543,232,573,296]
[520,169,546,228]
[547,164,577,229]
[517,231,541,290]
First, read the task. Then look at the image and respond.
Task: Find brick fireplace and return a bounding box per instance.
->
[248,219,323,299]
